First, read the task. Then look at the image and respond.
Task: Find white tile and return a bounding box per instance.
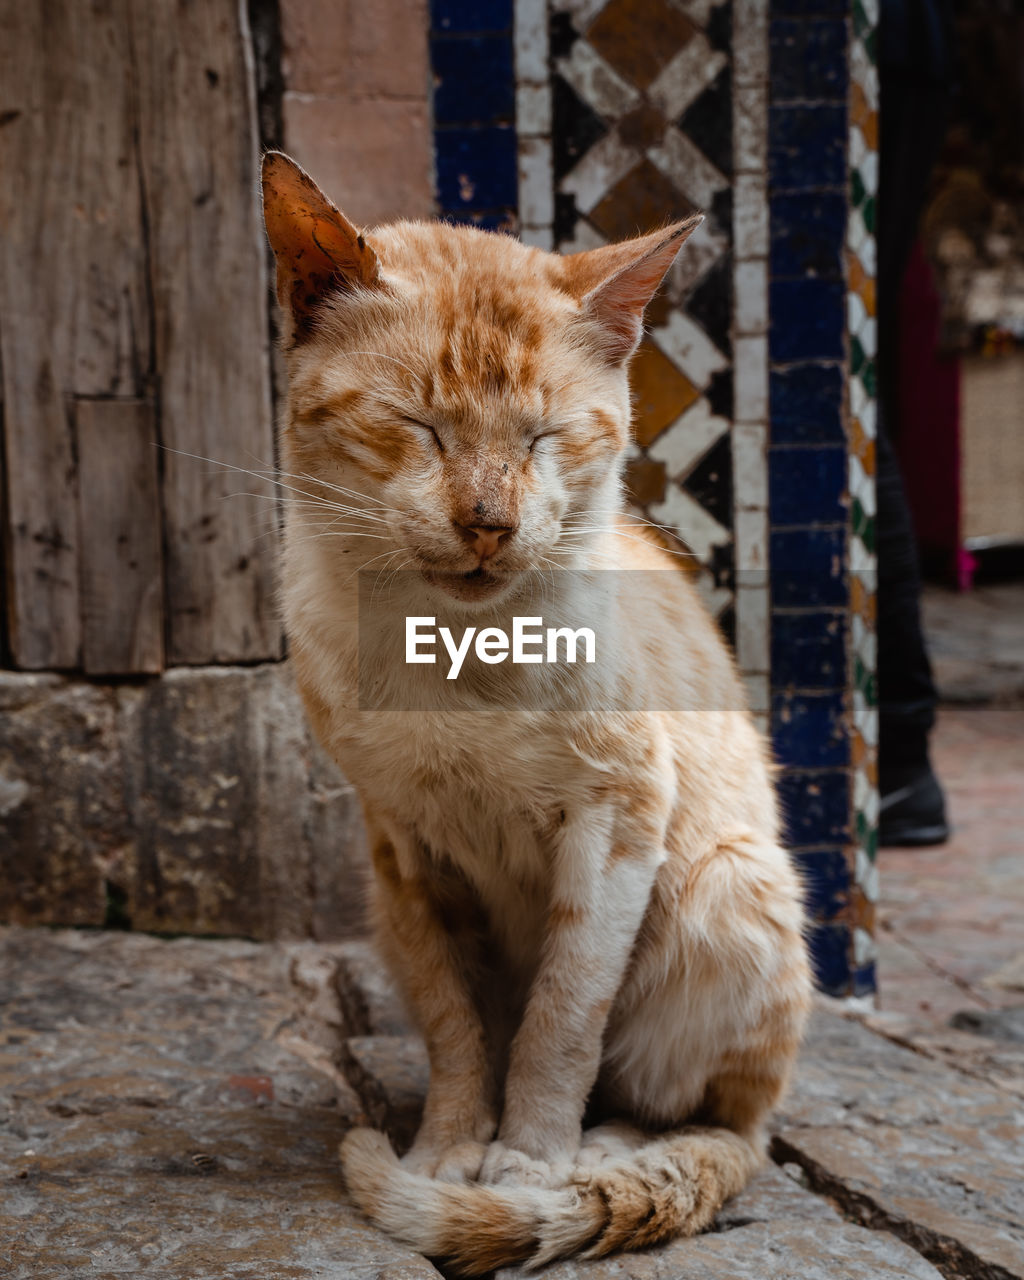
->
[733,83,767,175]
[851,41,879,110]
[854,926,878,967]
[557,219,607,253]
[858,226,877,276]
[520,225,555,250]
[859,315,877,359]
[514,0,549,83]
[651,310,728,388]
[732,424,768,507]
[859,396,877,440]
[667,223,729,297]
[516,83,551,136]
[744,673,770,715]
[733,334,768,423]
[673,0,724,26]
[647,399,730,479]
[847,208,866,257]
[693,568,735,624]
[734,509,768,575]
[559,130,638,213]
[859,148,879,195]
[850,375,868,423]
[733,173,768,257]
[733,0,769,86]
[850,454,876,517]
[849,123,867,172]
[647,34,727,120]
[556,40,640,122]
[848,289,867,338]
[734,258,768,335]
[736,583,770,672]
[554,0,607,30]
[648,128,728,211]
[648,485,730,563]
[518,137,554,226]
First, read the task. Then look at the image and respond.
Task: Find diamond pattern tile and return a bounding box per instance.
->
[589,158,695,240]
[630,338,701,445]
[526,0,737,610]
[586,0,698,90]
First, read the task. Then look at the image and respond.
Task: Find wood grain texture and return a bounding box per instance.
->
[132,0,281,664]
[76,398,164,675]
[0,0,150,668]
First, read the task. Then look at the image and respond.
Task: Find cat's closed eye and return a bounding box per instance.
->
[405,418,444,453]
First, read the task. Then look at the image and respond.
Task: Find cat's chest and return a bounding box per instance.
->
[342,712,575,936]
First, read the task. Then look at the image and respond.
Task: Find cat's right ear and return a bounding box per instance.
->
[261,151,380,338]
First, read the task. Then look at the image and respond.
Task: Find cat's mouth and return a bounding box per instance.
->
[420,566,514,603]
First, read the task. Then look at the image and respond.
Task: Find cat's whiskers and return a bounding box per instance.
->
[163,447,396,529]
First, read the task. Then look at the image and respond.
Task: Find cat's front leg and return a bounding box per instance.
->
[367,820,497,1180]
[481,791,667,1187]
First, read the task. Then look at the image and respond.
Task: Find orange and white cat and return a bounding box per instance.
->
[261,151,811,1273]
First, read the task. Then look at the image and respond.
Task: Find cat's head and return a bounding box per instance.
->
[262,152,699,606]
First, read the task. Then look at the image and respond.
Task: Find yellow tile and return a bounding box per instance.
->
[630,338,699,445]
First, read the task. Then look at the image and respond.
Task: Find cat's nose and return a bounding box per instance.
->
[454,523,516,560]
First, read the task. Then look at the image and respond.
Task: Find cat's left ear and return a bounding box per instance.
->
[567,217,703,362]
[261,151,381,337]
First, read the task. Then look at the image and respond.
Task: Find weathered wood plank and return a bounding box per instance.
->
[0,0,150,669]
[132,0,281,664]
[76,398,164,675]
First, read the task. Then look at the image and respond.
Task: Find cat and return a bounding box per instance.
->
[261,150,812,1273]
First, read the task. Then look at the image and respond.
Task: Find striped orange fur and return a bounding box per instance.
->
[262,152,812,1274]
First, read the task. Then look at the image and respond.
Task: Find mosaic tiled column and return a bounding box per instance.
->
[428,0,878,998]
[846,0,880,999]
[519,0,743,651]
[767,0,878,999]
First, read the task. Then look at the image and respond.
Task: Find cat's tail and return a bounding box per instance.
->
[339,1124,763,1274]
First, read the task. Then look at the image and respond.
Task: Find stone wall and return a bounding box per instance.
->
[0,666,368,940]
[279,0,435,225]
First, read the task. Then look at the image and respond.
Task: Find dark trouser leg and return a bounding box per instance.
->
[875,419,938,782]
[875,419,949,844]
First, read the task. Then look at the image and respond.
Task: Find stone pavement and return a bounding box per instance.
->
[873,706,1024,1104]
[922,583,1024,707]
[3,925,1022,1280]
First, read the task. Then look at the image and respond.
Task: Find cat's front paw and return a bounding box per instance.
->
[478,1140,571,1188]
[401,1139,488,1183]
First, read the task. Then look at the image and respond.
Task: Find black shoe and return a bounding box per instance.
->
[879,765,950,847]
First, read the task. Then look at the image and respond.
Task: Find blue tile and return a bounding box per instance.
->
[771,610,847,688]
[431,36,514,125]
[777,767,850,846]
[770,527,847,607]
[435,126,517,210]
[792,848,850,922]
[770,192,846,279]
[770,19,847,102]
[431,0,513,31]
[770,279,845,361]
[769,104,845,190]
[806,921,850,995]
[770,364,844,444]
[769,445,847,525]
[853,963,877,997]
[772,691,849,769]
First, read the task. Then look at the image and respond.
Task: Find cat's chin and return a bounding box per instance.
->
[420,566,517,604]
